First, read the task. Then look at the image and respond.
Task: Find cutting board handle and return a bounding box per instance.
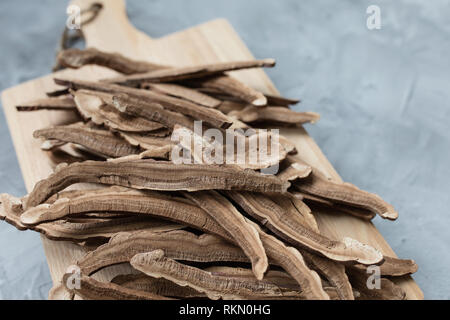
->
[69,0,153,56]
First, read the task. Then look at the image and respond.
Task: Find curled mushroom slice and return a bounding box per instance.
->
[55,78,232,129]
[0,194,27,230]
[183,190,268,280]
[105,59,275,85]
[20,188,224,235]
[203,267,303,299]
[24,160,289,208]
[16,97,76,111]
[292,190,377,221]
[62,273,172,300]
[229,105,320,126]
[352,256,418,277]
[111,94,194,130]
[35,216,183,242]
[119,132,174,153]
[195,75,268,107]
[111,273,205,299]
[33,124,140,158]
[77,230,247,276]
[142,83,221,108]
[57,48,166,74]
[346,269,406,300]
[294,171,398,220]
[227,191,383,265]
[131,249,293,300]
[277,162,312,181]
[72,90,165,133]
[265,94,300,106]
[302,251,354,300]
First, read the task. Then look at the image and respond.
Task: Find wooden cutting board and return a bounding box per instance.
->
[1,0,423,299]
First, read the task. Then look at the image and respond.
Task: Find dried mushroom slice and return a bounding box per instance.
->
[347,268,406,300]
[62,273,172,300]
[33,124,140,158]
[21,188,224,236]
[111,273,205,299]
[183,190,268,280]
[142,83,221,108]
[195,75,268,107]
[57,48,166,74]
[77,230,247,276]
[105,58,275,85]
[227,191,383,265]
[264,94,300,106]
[130,249,293,300]
[229,105,320,126]
[16,97,76,111]
[35,216,183,242]
[0,194,27,230]
[24,160,289,208]
[293,190,377,221]
[352,256,418,277]
[55,78,232,129]
[72,90,165,132]
[294,171,398,220]
[302,251,354,300]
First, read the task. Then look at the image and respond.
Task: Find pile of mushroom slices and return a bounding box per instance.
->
[0,48,417,300]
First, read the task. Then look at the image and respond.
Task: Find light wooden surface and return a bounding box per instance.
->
[1,0,423,299]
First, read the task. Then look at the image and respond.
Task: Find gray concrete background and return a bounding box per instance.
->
[0,0,449,299]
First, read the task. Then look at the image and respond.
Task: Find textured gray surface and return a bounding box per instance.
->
[0,0,449,299]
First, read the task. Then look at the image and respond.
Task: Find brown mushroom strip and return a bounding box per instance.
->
[229,105,320,126]
[131,249,296,300]
[77,230,248,276]
[55,78,233,129]
[183,190,268,280]
[33,124,140,158]
[277,162,312,181]
[0,194,27,230]
[62,273,172,300]
[142,83,221,108]
[72,90,165,132]
[294,172,398,220]
[227,191,383,265]
[207,266,299,289]
[302,251,354,300]
[195,75,268,106]
[119,132,174,153]
[35,216,183,242]
[111,94,195,130]
[24,160,289,208]
[352,256,418,277]
[265,94,300,106]
[111,273,205,299]
[105,59,275,85]
[20,188,226,234]
[16,97,76,111]
[292,191,377,221]
[57,48,166,74]
[203,267,304,299]
[346,268,406,300]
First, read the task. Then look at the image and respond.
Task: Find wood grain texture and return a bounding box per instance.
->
[1,0,423,299]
